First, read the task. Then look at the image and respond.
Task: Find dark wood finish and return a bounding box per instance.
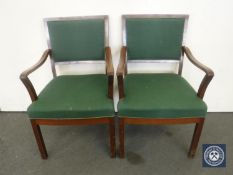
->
[21,47,116,159]
[35,118,111,125]
[116,46,127,76]
[182,46,214,99]
[117,75,125,99]
[197,74,213,99]
[117,19,214,158]
[117,47,127,99]
[30,120,48,159]
[124,117,203,125]
[105,47,114,99]
[105,47,114,76]
[20,49,51,101]
[108,75,114,99]
[32,118,116,158]
[50,58,57,78]
[21,17,116,159]
[118,117,205,158]
[119,118,125,158]
[117,47,214,158]
[117,46,214,100]
[109,118,116,158]
[188,118,205,158]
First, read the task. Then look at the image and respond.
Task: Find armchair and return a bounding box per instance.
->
[117,14,214,158]
[20,16,116,159]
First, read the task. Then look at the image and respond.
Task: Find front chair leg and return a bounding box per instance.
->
[188,118,205,158]
[119,118,125,158]
[109,118,116,158]
[30,120,48,159]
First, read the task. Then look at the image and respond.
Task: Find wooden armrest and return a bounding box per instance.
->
[117,46,127,99]
[20,49,51,101]
[105,47,114,76]
[117,46,127,76]
[105,47,114,99]
[182,46,214,98]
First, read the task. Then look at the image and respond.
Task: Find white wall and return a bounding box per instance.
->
[0,0,232,111]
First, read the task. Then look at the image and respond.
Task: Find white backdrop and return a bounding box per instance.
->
[0,0,232,111]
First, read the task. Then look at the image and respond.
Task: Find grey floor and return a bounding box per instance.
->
[0,112,232,175]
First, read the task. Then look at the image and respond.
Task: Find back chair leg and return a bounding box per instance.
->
[188,118,205,158]
[119,118,125,158]
[30,120,48,159]
[109,118,116,158]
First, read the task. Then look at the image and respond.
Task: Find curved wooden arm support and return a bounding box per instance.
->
[105,47,114,99]
[117,46,127,76]
[20,49,51,102]
[182,46,214,99]
[117,46,127,99]
[105,47,114,76]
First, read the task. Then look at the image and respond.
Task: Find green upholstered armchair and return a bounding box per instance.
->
[117,14,214,158]
[20,16,115,159]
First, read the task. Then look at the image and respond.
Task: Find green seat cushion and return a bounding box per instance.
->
[28,74,114,119]
[118,74,207,118]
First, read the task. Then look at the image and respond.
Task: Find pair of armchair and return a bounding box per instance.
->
[20,15,214,159]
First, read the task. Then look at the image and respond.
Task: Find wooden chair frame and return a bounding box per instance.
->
[117,14,214,158]
[20,16,116,159]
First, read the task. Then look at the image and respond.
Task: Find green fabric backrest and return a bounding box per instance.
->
[125,17,186,60]
[47,18,105,62]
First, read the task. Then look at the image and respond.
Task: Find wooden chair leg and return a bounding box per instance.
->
[30,120,48,159]
[109,118,116,158]
[119,118,125,158]
[188,118,205,158]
